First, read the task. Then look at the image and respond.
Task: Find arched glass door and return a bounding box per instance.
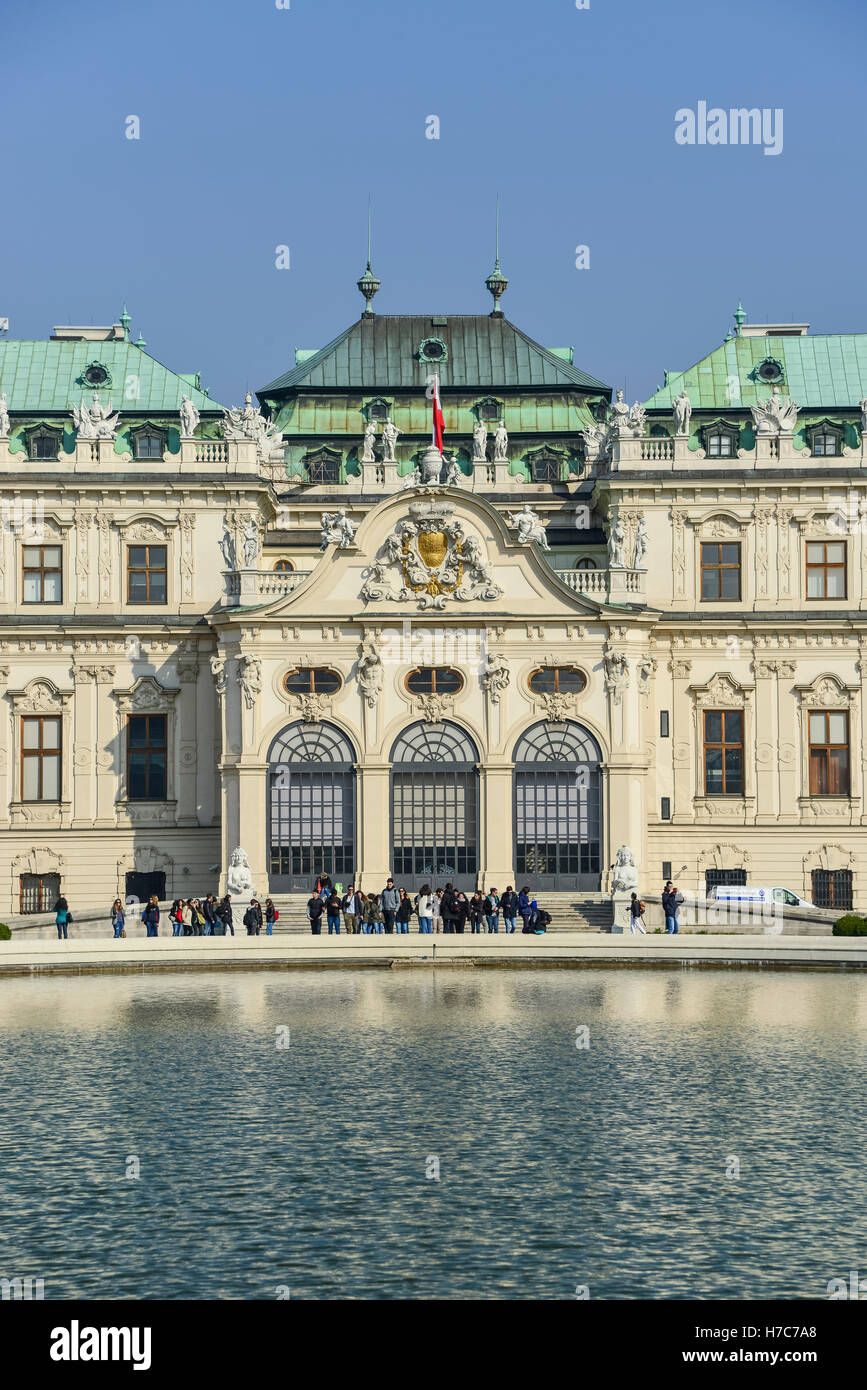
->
[269,722,356,891]
[513,721,602,891]
[390,721,479,887]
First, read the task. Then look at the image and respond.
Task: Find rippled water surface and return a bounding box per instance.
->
[1,967,865,1299]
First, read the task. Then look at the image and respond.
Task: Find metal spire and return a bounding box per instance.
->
[357,196,380,316]
[486,195,508,315]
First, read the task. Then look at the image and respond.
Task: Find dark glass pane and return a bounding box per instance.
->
[529,669,557,693]
[724,748,743,792]
[433,669,462,694]
[148,753,166,798]
[720,545,740,564]
[149,547,167,567]
[129,753,148,798]
[149,716,167,746]
[406,669,435,695]
[720,567,739,598]
[311,669,341,694]
[284,671,311,694]
[701,570,719,599]
[129,547,147,567]
[128,574,147,601]
[724,711,743,742]
[705,711,723,742]
[148,573,167,603]
[556,668,586,693]
[705,749,723,793]
[128,716,148,748]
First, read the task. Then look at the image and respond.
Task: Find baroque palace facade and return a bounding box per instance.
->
[1,272,866,916]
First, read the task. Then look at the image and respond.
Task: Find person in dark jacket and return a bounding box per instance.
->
[662,881,680,935]
[439,884,459,934]
[218,895,234,936]
[142,896,160,937]
[518,886,533,931]
[453,892,469,934]
[484,889,500,933]
[380,879,400,933]
[629,892,647,935]
[468,891,485,934]
[244,899,263,935]
[307,893,325,934]
[500,887,518,934]
[325,892,341,934]
[265,898,278,936]
[202,893,218,936]
[395,887,414,934]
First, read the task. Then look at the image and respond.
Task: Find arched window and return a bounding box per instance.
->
[273,559,295,572]
[283,668,341,696]
[527,666,587,696]
[405,667,463,696]
[269,721,356,889]
[513,720,602,890]
[29,429,60,461]
[575,557,597,571]
[390,720,478,882]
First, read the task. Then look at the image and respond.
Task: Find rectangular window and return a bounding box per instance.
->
[19,873,61,914]
[701,542,741,600]
[705,868,747,894]
[811,869,852,910]
[307,456,340,485]
[808,710,849,796]
[530,456,560,483]
[703,709,744,795]
[127,545,167,604]
[707,434,733,457]
[660,797,671,820]
[659,710,670,738]
[21,715,61,801]
[662,861,672,882]
[127,714,167,800]
[806,540,846,599]
[22,545,62,603]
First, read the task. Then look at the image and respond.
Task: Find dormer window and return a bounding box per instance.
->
[701,421,739,458]
[134,431,164,460]
[29,429,60,461]
[810,425,842,457]
[476,397,502,422]
[528,450,562,483]
[707,432,733,457]
[756,357,784,384]
[365,398,391,422]
[305,448,342,485]
[82,362,110,388]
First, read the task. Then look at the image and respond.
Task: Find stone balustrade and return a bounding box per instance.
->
[557,566,645,603]
[223,568,311,607]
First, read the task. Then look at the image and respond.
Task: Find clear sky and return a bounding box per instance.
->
[2,0,865,406]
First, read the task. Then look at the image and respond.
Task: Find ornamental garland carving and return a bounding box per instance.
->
[361,500,503,611]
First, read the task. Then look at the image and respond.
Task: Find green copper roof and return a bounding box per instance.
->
[646,334,867,411]
[259,315,609,396]
[0,339,220,413]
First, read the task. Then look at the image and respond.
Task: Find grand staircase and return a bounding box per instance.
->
[265,891,612,933]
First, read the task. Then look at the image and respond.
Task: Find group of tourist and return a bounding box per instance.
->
[102,893,280,938]
[626,880,683,934]
[305,877,550,935]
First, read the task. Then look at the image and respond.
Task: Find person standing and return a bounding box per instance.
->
[500,886,518,934]
[484,888,500,933]
[170,899,184,937]
[439,883,459,934]
[265,898,278,935]
[325,892,341,934]
[518,886,533,932]
[342,884,360,935]
[365,894,383,934]
[192,899,206,935]
[662,880,680,935]
[219,894,234,936]
[454,891,469,935]
[307,891,325,935]
[244,899,263,935]
[468,891,485,934]
[202,893,218,936]
[432,888,443,934]
[380,878,400,934]
[395,887,414,934]
[142,895,160,937]
[629,892,647,935]
[110,898,125,938]
[182,899,195,936]
[416,885,433,935]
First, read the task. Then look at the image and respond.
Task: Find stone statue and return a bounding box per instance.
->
[179,394,200,438]
[360,559,402,602]
[472,421,488,461]
[626,401,647,435]
[632,515,648,568]
[381,420,401,461]
[73,392,118,440]
[454,535,503,600]
[219,525,237,570]
[609,389,631,437]
[242,517,260,567]
[611,845,638,892]
[237,654,262,709]
[227,847,253,896]
[362,420,378,463]
[493,421,508,461]
[209,652,227,695]
[750,387,799,436]
[673,390,691,435]
[636,655,655,694]
[482,652,510,703]
[607,515,626,567]
[507,503,549,550]
[0,391,9,437]
[222,392,282,460]
[320,509,357,549]
[442,453,463,487]
[357,634,383,707]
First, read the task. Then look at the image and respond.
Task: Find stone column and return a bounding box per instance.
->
[669,657,693,824]
[480,763,514,889]
[176,659,200,826]
[754,660,779,823]
[356,762,391,891]
[74,506,95,609]
[71,663,97,825]
[0,666,10,828]
[237,762,269,894]
[94,664,118,826]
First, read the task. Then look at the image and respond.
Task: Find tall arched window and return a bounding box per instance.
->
[513,720,602,890]
[268,722,356,890]
[390,721,479,885]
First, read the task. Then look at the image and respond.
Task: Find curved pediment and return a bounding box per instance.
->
[238,486,620,623]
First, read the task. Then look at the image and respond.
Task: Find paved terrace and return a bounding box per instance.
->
[0,934,865,976]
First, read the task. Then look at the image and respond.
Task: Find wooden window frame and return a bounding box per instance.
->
[19,872,61,914]
[702,708,744,796]
[527,666,587,696]
[808,710,850,797]
[22,543,62,604]
[404,667,464,697]
[283,668,342,696]
[126,713,168,801]
[700,541,741,601]
[805,539,847,600]
[20,714,62,802]
[126,544,167,605]
[134,431,165,461]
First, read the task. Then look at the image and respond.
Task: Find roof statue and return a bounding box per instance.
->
[179,394,200,439]
[493,421,508,461]
[673,389,691,435]
[222,392,282,460]
[320,509,357,550]
[0,392,9,437]
[507,503,549,550]
[381,420,401,461]
[750,386,799,436]
[72,392,118,440]
[361,420,378,462]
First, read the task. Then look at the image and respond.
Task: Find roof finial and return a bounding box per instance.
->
[357,195,380,316]
[733,301,746,336]
[486,195,508,315]
[119,303,131,339]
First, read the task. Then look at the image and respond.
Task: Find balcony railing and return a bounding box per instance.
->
[223,569,311,606]
[555,566,645,602]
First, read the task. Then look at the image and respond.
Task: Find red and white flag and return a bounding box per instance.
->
[431,373,444,452]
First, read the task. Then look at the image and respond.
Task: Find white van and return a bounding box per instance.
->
[708,885,817,910]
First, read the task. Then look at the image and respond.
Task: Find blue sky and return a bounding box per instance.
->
[2,0,866,405]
